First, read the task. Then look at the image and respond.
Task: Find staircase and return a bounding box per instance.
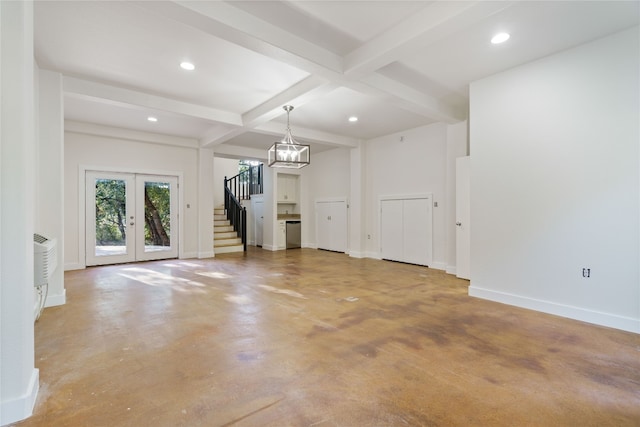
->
[214,206,244,254]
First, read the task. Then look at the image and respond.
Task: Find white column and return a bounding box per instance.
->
[37,69,65,306]
[0,1,40,425]
[349,142,366,258]
[197,147,214,258]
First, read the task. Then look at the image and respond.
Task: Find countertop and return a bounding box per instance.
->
[277,214,301,220]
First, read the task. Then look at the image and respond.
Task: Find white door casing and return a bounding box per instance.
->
[380,195,433,267]
[86,171,178,266]
[456,157,471,280]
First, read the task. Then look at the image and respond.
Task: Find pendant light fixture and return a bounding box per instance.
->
[268,105,310,169]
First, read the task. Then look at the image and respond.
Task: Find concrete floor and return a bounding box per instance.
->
[17,247,640,426]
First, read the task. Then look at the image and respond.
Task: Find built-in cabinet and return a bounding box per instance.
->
[380,196,433,266]
[277,220,286,250]
[277,173,298,203]
[316,200,348,253]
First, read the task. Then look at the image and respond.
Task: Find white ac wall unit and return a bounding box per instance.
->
[34,233,57,287]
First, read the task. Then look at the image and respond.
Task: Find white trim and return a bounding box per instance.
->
[469,285,640,334]
[304,242,317,249]
[348,250,366,259]
[198,251,215,259]
[446,265,457,275]
[379,193,433,201]
[314,197,349,253]
[378,194,433,266]
[64,262,84,271]
[181,251,198,259]
[65,120,199,149]
[79,165,184,265]
[44,289,66,307]
[0,369,39,426]
[263,244,277,251]
[430,261,446,271]
[366,251,382,260]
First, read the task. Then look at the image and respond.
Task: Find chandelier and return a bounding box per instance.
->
[268,105,310,169]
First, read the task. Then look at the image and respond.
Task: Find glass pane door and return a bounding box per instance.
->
[136,175,178,261]
[86,172,136,266]
[86,172,178,266]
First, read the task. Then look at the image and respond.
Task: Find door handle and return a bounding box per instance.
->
[130,222,135,226]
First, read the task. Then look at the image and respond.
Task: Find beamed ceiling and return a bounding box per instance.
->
[34,1,640,159]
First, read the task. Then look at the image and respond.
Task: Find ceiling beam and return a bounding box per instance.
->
[63,76,242,126]
[242,75,337,127]
[357,74,465,123]
[343,1,516,78]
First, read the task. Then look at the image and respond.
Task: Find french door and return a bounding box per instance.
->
[86,171,178,266]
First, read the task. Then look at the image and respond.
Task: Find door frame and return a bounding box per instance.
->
[378,193,433,265]
[79,165,184,269]
[314,197,349,252]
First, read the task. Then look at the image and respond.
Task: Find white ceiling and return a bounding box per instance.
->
[34,1,640,160]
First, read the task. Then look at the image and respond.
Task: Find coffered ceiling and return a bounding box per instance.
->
[34,1,640,159]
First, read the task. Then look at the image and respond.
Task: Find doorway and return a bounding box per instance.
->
[85,171,178,266]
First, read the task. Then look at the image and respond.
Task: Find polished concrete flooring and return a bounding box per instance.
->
[18,247,640,426]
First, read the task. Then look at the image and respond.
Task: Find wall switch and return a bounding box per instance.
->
[582,268,591,278]
[434,201,438,207]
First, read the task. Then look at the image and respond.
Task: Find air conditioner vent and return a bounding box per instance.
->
[34,233,57,287]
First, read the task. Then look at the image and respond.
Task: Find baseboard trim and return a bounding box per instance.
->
[348,251,365,259]
[469,285,640,334]
[430,261,446,271]
[0,368,39,426]
[197,251,215,259]
[64,262,84,271]
[45,289,66,307]
[181,251,198,259]
[446,265,457,275]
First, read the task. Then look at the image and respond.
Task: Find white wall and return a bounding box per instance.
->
[305,148,351,247]
[469,27,639,333]
[365,123,449,269]
[64,125,203,268]
[213,157,239,208]
[37,69,65,306]
[0,1,39,424]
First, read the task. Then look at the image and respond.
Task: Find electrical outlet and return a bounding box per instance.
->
[367,234,371,239]
[582,268,591,278]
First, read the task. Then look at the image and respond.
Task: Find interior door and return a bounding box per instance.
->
[316,200,348,252]
[315,201,331,250]
[136,175,178,261]
[456,157,471,280]
[86,172,136,266]
[403,197,432,266]
[86,171,179,266]
[380,199,403,262]
[254,200,264,247]
[329,201,348,253]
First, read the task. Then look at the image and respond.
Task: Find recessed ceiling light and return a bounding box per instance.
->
[147,116,158,122]
[348,116,358,122]
[180,61,195,71]
[491,32,510,44]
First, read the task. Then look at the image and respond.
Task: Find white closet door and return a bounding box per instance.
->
[316,201,332,250]
[330,201,348,252]
[403,198,432,266]
[380,199,404,262]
